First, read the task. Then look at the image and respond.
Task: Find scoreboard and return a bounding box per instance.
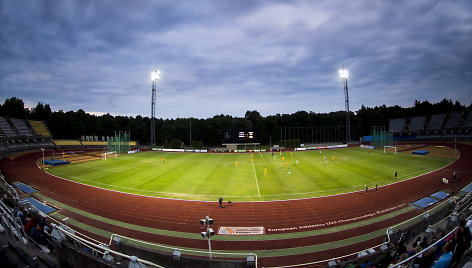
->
[223,129,257,143]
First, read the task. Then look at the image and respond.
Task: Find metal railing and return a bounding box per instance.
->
[264,194,471,268]
[1,171,469,268]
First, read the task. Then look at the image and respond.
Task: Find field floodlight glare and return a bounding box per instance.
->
[151,70,160,81]
[339,69,349,79]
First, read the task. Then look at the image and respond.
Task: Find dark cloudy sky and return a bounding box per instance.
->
[1,0,471,119]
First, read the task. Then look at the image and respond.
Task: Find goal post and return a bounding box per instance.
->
[384,146,397,154]
[102,151,117,160]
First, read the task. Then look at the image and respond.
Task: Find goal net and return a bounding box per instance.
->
[371,126,393,148]
[107,131,131,154]
[102,151,117,160]
[384,146,397,154]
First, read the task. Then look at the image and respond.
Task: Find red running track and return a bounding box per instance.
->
[0,142,471,267]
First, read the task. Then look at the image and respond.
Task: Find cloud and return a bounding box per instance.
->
[0,0,471,119]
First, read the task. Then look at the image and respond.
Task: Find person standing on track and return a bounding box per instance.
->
[365,185,368,194]
[219,197,224,208]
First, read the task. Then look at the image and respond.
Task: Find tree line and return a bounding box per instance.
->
[0,97,470,147]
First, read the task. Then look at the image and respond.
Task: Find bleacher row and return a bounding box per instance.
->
[389,111,472,138]
[0,116,52,139]
[0,117,55,157]
[0,116,139,157]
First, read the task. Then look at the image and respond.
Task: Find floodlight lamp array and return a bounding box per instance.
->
[200,216,215,238]
[151,70,160,81]
[201,228,215,238]
[339,69,349,79]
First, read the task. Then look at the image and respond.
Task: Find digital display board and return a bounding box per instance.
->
[223,129,257,143]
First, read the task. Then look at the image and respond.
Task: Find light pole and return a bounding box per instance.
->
[150,70,160,147]
[200,216,215,259]
[339,69,351,143]
[41,148,45,165]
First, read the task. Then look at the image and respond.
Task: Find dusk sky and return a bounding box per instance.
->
[1,0,471,119]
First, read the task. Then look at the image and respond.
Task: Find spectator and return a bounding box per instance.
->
[452,220,471,264]
[412,244,423,266]
[29,223,43,244]
[431,240,453,268]
[420,247,436,267]
[24,216,37,236]
[360,260,371,268]
[433,233,447,259]
[421,236,428,248]
[398,252,409,262]
[12,205,19,218]
[346,261,357,268]
[394,242,407,260]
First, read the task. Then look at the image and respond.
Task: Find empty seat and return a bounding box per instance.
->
[462,111,472,128]
[10,118,33,137]
[53,140,82,146]
[389,118,405,133]
[428,114,447,130]
[29,120,52,138]
[409,116,426,132]
[0,117,17,137]
[444,113,462,129]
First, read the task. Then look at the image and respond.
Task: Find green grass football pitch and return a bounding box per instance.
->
[46,148,454,201]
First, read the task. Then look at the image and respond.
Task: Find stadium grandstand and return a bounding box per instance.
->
[408,116,426,133]
[0,116,139,158]
[463,111,472,128]
[390,111,472,139]
[388,118,405,133]
[10,118,34,137]
[0,112,471,267]
[29,120,53,138]
[428,113,447,131]
[444,112,463,129]
[1,146,472,267]
[0,117,56,157]
[0,116,17,138]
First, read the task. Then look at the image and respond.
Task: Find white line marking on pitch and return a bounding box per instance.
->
[251,161,261,197]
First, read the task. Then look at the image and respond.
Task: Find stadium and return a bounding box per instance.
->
[0,102,472,267]
[1,2,472,267]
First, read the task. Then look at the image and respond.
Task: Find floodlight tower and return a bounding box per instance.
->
[150,70,160,147]
[339,69,351,143]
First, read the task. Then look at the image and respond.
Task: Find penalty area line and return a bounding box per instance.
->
[251,161,261,197]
